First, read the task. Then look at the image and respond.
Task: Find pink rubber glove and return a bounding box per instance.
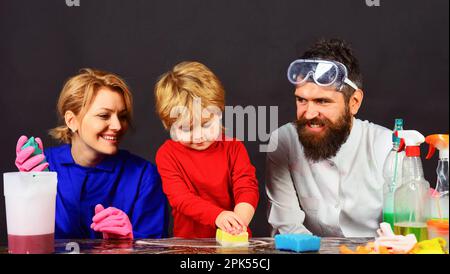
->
[91,204,134,240]
[15,135,49,172]
[374,222,417,253]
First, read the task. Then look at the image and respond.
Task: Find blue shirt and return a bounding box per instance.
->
[44,144,168,239]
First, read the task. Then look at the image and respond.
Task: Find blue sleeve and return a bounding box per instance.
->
[131,163,169,239]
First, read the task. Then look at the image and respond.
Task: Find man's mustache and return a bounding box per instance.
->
[297,117,331,129]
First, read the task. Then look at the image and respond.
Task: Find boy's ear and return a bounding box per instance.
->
[162,121,170,130]
[349,89,364,116]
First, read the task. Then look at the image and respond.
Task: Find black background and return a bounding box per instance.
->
[0,0,448,244]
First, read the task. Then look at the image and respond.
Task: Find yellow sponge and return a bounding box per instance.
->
[216,228,249,247]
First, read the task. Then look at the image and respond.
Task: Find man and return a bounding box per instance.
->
[266,38,392,237]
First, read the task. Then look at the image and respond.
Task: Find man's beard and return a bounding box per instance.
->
[296,107,352,162]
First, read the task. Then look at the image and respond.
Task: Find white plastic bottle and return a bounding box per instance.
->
[394,130,430,242]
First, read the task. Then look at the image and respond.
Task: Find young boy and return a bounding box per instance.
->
[154,61,259,238]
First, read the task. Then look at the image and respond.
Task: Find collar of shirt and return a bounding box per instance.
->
[57,144,117,172]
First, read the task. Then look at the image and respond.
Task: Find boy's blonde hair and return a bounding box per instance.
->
[154,61,225,129]
[49,68,133,143]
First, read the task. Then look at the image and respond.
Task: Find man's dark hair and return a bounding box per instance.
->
[300,38,363,102]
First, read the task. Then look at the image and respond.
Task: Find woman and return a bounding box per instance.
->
[15,68,167,239]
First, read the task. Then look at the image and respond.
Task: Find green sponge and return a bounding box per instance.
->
[21,136,49,171]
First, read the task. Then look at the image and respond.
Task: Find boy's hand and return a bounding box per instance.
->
[215,211,247,235]
[233,202,255,228]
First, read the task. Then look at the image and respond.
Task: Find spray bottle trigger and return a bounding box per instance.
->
[394,130,405,152]
[426,144,436,160]
[398,138,406,152]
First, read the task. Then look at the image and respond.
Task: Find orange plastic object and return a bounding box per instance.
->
[339,243,391,254]
[425,134,449,159]
[427,219,449,230]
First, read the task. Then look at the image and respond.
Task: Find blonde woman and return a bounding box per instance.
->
[15,69,168,239]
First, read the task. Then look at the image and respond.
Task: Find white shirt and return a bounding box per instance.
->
[265,118,392,237]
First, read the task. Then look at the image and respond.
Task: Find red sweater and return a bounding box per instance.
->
[155,138,259,238]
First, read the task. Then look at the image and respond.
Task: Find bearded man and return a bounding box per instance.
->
[265,39,392,237]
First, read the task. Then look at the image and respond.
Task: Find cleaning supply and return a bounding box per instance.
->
[90,204,134,240]
[15,136,49,172]
[340,222,447,254]
[375,222,417,253]
[4,172,58,253]
[425,134,449,220]
[425,134,449,251]
[340,222,417,254]
[215,228,249,247]
[394,130,430,242]
[340,243,383,254]
[426,219,449,252]
[274,234,321,253]
[21,137,44,155]
[410,237,448,254]
[382,118,405,229]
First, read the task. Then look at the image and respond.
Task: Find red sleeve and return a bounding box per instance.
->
[230,141,259,210]
[155,145,224,227]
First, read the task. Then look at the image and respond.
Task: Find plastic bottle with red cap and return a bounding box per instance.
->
[393,130,430,242]
[425,134,449,251]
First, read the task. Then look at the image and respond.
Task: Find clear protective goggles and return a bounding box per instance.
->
[287,59,359,90]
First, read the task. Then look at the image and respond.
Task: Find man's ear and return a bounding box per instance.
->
[64,111,79,133]
[349,89,364,115]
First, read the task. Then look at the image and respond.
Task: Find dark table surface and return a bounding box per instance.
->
[1,237,374,254]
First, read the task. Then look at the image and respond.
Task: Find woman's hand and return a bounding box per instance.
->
[91,204,134,240]
[15,135,49,172]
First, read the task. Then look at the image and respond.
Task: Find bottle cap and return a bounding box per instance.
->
[397,130,425,157]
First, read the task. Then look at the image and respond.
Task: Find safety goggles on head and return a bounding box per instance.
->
[287,59,359,91]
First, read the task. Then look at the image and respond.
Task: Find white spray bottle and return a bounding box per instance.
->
[425,134,449,220]
[394,130,430,241]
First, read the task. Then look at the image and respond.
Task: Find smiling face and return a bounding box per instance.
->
[69,87,129,159]
[294,82,362,161]
[172,109,222,151]
[295,82,347,132]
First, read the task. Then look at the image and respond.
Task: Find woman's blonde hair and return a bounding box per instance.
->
[49,68,133,143]
[154,61,225,130]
